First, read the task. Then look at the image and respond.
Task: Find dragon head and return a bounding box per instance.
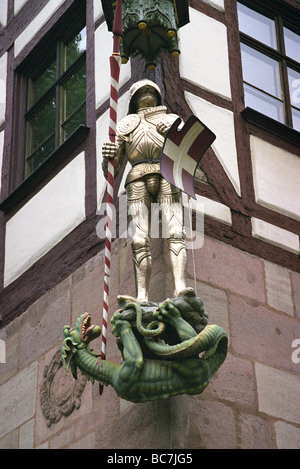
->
[61,313,101,378]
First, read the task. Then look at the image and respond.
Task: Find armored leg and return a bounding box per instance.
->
[127,179,152,302]
[158,178,192,297]
[131,234,152,302]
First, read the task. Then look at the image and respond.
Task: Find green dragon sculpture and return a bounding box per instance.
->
[61,296,228,403]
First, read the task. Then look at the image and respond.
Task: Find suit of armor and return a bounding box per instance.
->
[102,80,193,302]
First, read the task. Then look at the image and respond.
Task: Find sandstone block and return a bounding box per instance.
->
[188,237,265,302]
[209,353,255,407]
[194,281,229,333]
[229,295,300,372]
[275,421,300,449]
[71,268,103,326]
[49,426,75,449]
[19,291,70,368]
[185,398,237,449]
[291,271,300,317]
[256,363,300,425]
[96,400,171,449]
[0,362,38,440]
[0,429,19,449]
[264,261,294,315]
[19,419,34,449]
[67,432,96,449]
[239,412,273,449]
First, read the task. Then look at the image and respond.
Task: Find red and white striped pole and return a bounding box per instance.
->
[100,0,123,395]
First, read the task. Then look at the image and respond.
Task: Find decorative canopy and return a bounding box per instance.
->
[100,0,190,69]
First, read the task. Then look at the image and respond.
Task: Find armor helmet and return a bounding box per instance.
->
[129,79,162,114]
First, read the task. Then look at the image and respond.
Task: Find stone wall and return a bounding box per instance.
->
[0,235,299,449]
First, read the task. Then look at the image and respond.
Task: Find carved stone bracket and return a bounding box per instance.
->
[40,349,87,427]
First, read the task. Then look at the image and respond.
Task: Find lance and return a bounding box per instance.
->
[100,0,123,395]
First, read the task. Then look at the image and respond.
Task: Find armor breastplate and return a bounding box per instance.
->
[117,106,178,162]
[117,106,179,185]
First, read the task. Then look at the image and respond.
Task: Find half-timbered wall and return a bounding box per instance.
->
[0,0,299,449]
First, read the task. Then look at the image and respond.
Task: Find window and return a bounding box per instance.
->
[24,25,86,178]
[237,2,300,131]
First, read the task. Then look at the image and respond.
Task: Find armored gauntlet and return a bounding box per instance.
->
[102,142,124,179]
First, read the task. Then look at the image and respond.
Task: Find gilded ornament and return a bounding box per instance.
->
[117,114,141,137]
[101,0,190,67]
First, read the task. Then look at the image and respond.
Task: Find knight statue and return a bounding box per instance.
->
[62,80,228,404]
[102,79,194,303]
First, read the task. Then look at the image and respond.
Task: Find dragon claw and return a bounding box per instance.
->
[157,299,181,322]
[111,311,123,323]
[152,309,162,320]
[111,316,132,337]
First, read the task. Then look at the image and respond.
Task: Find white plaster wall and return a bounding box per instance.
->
[200,0,224,11]
[0,131,4,195]
[14,0,66,57]
[14,0,29,15]
[179,8,231,101]
[0,53,7,126]
[96,110,108,210]
[0,0,8,26]
[118,162,131,196]
[182,193,232,225]
[185,91,241,195]
[93,0,103,22]
[96,91,130,211]
[252,218,299,254]
[250,136,300,221]
[4,153,86,287]
[195,194,232,225]
[94,22,131,109]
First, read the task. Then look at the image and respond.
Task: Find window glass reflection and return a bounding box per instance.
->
[62,62,86,120]
[32,58,57,105]
[284,27,300,62]
[241,43,282,98]
[31,95,56,150]
[237,3,277,49]
[64,27,86,71]
[288,68,300,110]
[292,107,300,131]
[244,83,284,122]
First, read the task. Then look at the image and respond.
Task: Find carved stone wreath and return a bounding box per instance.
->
[40,349,87,427]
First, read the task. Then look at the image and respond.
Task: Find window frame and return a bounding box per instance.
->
[23,24,87,179]
[0,0,89,213]
[237,0,300,131]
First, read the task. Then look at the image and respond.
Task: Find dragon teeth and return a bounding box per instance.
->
[82,315,91,336]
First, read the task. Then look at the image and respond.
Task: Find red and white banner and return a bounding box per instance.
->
[161,115,216,199]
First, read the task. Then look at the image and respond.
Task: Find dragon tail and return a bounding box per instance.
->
[145,324,228,360]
